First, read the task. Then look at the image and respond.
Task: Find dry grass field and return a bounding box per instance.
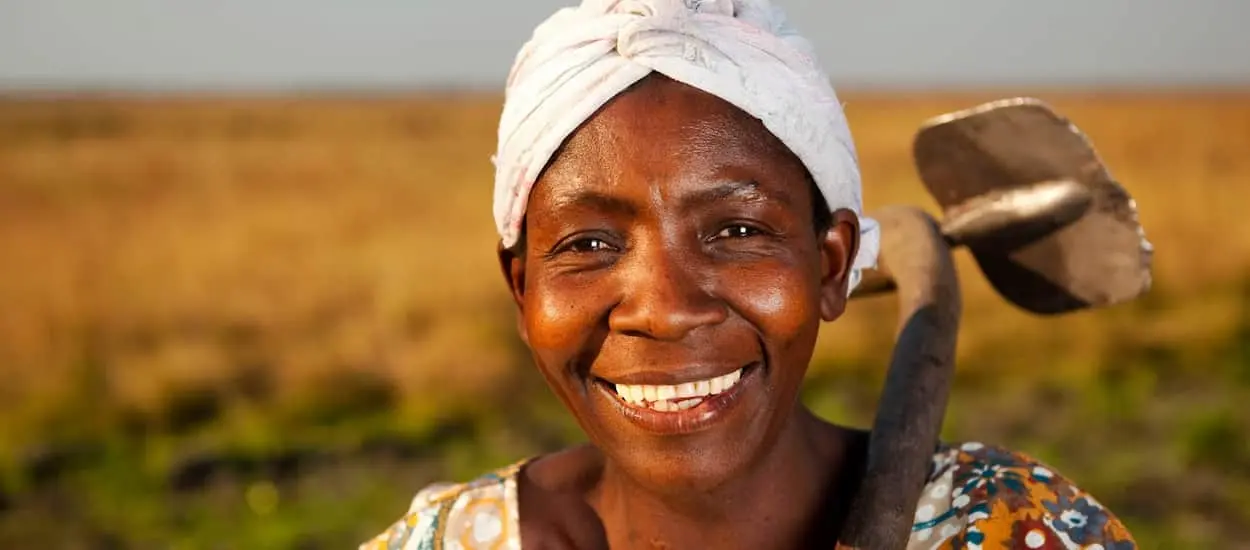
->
[1,91,1249,548]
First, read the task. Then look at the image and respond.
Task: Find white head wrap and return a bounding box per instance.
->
[492,0,879,293]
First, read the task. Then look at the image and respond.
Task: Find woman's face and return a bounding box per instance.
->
[500,75,859,490]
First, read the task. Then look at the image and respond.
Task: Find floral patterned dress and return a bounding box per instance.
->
[360,442,1136,549]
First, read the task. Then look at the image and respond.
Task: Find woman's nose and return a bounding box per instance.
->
[608,243,727,341]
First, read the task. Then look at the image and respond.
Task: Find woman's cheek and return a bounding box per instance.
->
[524,284,594,357]
[727,268,818,340]
[522,292,589,405]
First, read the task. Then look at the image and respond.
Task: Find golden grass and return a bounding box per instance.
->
[3,91,1250,548]
[1,92,1249,450]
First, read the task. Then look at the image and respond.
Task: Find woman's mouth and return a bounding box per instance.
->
[610,368,743,412]
[593,363,760,434]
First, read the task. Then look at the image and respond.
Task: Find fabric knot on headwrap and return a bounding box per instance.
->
[492,0,880,294]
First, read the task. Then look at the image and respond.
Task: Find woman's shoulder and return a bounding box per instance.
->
[358,461,525,550]
[911,441,1136,549]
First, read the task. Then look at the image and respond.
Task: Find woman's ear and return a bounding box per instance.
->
[497,241,530,345]
[818,210,860,322]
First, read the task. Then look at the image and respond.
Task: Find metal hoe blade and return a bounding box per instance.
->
[912,98,1154,315]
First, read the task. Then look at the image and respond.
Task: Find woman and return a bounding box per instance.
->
[363,1,1137,548]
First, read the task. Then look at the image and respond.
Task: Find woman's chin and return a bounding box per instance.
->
[603,438,763,495]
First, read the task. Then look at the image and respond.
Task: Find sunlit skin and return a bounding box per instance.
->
[498,74,870,549]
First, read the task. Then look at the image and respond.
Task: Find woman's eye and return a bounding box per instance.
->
[716,224,762,239]
[568,238,612,253]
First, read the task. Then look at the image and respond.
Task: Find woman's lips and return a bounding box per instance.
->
[612,368,743,411]
[594,363,759,435]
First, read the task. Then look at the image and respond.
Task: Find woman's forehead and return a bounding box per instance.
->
[538,75,804,198]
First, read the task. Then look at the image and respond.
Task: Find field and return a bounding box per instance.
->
[1,91,1249,548]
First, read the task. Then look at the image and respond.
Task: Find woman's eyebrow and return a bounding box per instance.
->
[547,189,639,217]
[680,180,792,211]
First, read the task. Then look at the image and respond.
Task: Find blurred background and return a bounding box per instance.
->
[2,0,1249,548]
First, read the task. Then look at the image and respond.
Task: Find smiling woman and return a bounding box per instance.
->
[361,1,1137,549]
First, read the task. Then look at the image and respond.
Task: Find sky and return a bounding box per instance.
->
[1,0,1248,91]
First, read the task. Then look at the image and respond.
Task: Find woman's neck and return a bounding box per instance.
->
[587,408,866,550]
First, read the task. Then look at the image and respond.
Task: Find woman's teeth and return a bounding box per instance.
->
[613,368,743,412]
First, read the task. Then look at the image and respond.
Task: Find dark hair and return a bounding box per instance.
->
[509,174,832,256]
[807,174,834,234]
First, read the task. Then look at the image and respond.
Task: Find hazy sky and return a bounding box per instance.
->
[2,0,1248,91]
